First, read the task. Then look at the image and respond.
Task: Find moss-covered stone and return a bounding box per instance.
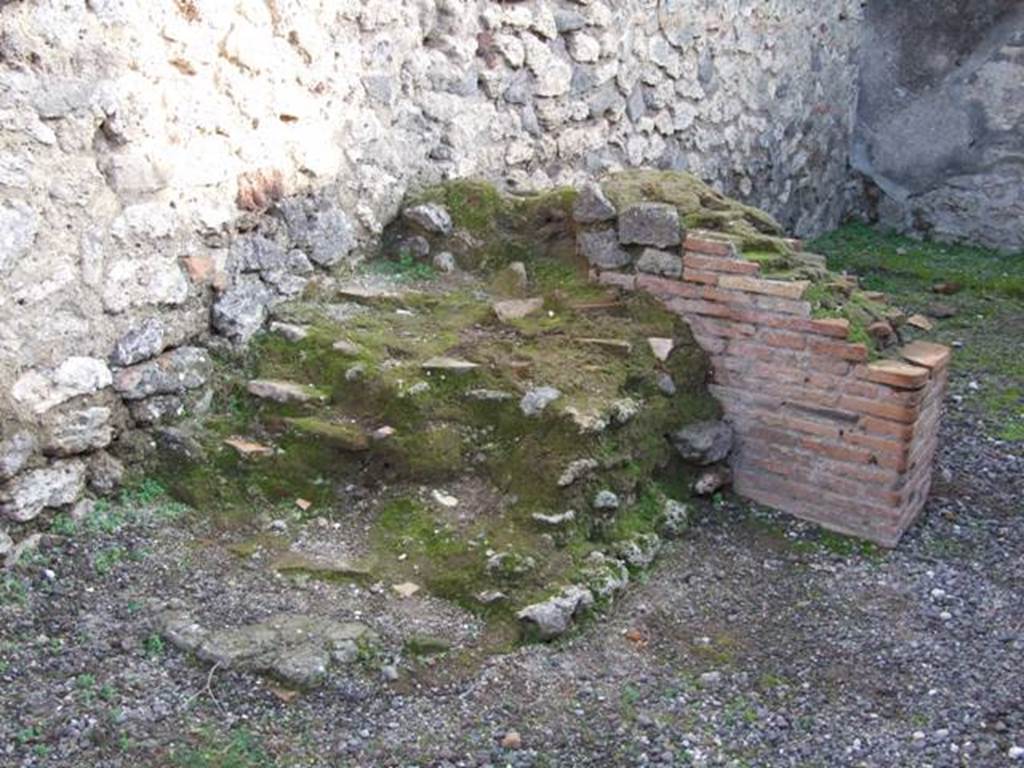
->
[153,179,729,644]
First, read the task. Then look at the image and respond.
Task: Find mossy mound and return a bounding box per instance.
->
[158,255,717,645]
[389,180,578,272]
[600,170,786,252]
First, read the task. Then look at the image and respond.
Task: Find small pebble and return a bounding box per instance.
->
[501,730,522,750]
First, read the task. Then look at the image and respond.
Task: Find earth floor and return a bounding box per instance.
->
[1,227,1021,768]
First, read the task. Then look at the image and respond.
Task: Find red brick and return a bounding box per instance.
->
[799,435,874,465]
[808,355,852,375]
[837,395,918,424]
[682,268,720,285]
[690,316,756,339]
[759,330,806,351]
[637,275,701,299]
[858,360,931,390]
[718,275,810,299]
[859,416,915,441]
[761,412,841,439]
[183,255,214,284]
[755,295,812,317]
[683,253,761,275]
[808,338,870,362]
[807,318,851,338]
[684,231,737,257]
[900,341,952,371]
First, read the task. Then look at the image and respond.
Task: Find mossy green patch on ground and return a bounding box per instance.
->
[397,180,578,272]
[810,223,1024,441]
[154,246,718,640]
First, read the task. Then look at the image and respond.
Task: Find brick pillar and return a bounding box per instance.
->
[593,229,950,547]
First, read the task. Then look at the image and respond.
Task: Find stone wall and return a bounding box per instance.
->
[581,203,949,546]
[0,0,868,541]
[854,0,1024,250]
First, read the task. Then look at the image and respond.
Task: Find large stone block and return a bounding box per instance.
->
[0,431,35,482]
[1,460,86,522]
[42,407,114,457]
[618,203,681,248]
[212,276,273,343]
[11,358,113,415]
[579,228,632,269]
[113,347,212,401]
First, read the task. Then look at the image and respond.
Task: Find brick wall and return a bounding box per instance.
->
[590,229,950,547]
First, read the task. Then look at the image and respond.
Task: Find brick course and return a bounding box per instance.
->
[585,227,950,547]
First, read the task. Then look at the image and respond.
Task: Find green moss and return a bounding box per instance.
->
[599,169,792,256]
[285,417,369,450]
[404,634,451,658]
[403,180,578,272]
[808,221,1024,300]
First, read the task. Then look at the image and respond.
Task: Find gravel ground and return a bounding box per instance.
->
[1,369,1022,767]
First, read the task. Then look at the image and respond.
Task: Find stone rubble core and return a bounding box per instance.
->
[590,229,950,547]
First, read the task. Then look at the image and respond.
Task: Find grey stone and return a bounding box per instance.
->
[0,431,35,482]
[153,427,206,462]
[614,533,661,569]
[520,387,561,417]
[581,552,630,600]
[656,372,677,396]
[626,84,647,122]
[588,83,627,121]
[557,459,600,488]
[87,451,125,496]
[42,407,113,456]
[516,586,594,640]
[618,203,681,248]
[593,490,621,512]
[554,10,587,32]
[113,346,212,401]
[270,322,310,342]
[129,394,185,426]
[402,235,431,259]
[669,420,734,466]
[579,228,632,269]
[433,251,456,273]
[280,198,355,267]
[246,379,325,404]
[421,357,480,373]
[636,248,682,278]
[403,203,453,237]
[572,183,617,224]
[11,358,113,415]
[532,510,576,527]
[232,235,289,273]
[694,466,731,496]
[212,276,273,342]
[1,460,86,523]
[161,612,375,688]
[332,339,362,356]
[503,70,534,105]
[486,551,537,578]
[0,199,39,273]
[659,499,690,539]
[272,643,331,688]
[110,318,165,367]
[493,298,544,322]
